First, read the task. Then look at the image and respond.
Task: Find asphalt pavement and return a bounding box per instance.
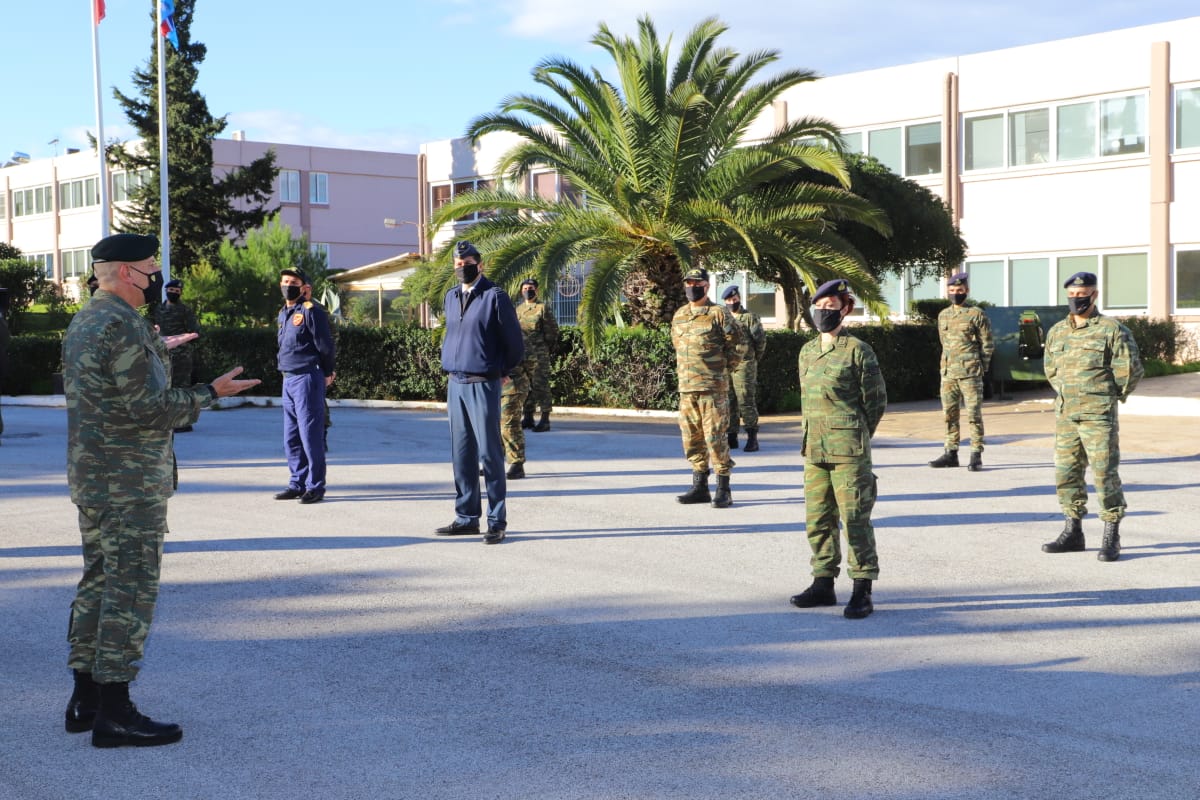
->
[1,376,1198,800]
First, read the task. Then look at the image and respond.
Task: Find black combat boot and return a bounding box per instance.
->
[533,411,551,432]
[727,430,739,450]
[506,462,525,479]
[711,474,732,508]
[65,669,100,733]
[929,449,959,468]
[1042,517,1085,553]
[789,577,837,608]
[676,471,711,504]
[743,427,759,452]
[968,451,983,471]
[844,579,874,619]
[1097,521,1121,562]
[91,682,183,748]
[521,410,535,429]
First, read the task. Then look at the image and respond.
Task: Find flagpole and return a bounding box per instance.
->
[157,0,171,290]
[91,0,110,238]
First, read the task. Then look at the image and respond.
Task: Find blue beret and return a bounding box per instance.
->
[91,233,158,263]
[1063,271,1097,288]
[280,268,309,284]
[165,279,183,290]
[682,267,709,282]
[813,279,851,302]
[455,240,481,260]
[721,285,740,300]
[947,272,969,287]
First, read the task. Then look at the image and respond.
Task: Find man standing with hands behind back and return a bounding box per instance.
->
[436,241,525,544]
[63,233,260,748]
[930,272,993,471]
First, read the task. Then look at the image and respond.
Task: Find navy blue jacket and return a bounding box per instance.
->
[277,300,336,374]
[441,275,524,380]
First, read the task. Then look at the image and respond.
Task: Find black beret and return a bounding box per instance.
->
[721,285,740,300]
[1063,271,1097,288]
[947,272,969,287]
[455,241,481,260]
[520,277,539,288]
[91,233,158,263]
[682,267,709,282]
[813,279,851,302]
[280,268,309,284]
[165,279,183,290]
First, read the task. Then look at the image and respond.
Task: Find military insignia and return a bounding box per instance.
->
[292,312,304,326]
[837,281,847,292]
[1072,277,1084,285]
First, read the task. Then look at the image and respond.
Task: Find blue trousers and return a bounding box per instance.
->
[283,372,326,494]
[447,379,506,529]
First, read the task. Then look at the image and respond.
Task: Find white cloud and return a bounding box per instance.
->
[227,110,423,153]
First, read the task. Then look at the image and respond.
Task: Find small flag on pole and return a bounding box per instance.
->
[160,1,179,49]
[94,0,105,24]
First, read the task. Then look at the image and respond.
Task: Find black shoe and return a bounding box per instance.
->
[521,411,535,429]
[1043,518,1085,553]
[173,425,193,433]
[1097,520,1121,562]
[676,471,711,504]
[967,451,983,472]
[484,526,506,544]
[298,490,324,504]
[711,474,732,508]
[929,450,959,468]
[91,682,182,748]
[790,577,837,608]
[435,520,480,536]
[506,463,525,479]
[533,412,551,432]
[844,579,874,619]
[727,431,739,450]
[65,670,100,733]
[743,428,759,452]
[274,488,304,500]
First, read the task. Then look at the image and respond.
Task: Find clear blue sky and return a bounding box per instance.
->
[3,0,1198,162]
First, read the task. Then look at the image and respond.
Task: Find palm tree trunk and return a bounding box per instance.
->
[622,255,687,327]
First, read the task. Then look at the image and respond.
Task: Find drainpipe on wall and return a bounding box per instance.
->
[1149,41,1172,320]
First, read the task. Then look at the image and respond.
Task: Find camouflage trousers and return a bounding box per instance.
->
[67,500,168,683]
[169,347,193,389]
[524,347,553,414]
[803,459,879,580]
[501,360,534,464]
[727,359,759,432]
[940,374,985,452]
[679,390,734,475]
[1055,410,1125,522]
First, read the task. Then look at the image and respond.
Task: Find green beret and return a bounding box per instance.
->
[682,267,709,282]
[91,233,158,263]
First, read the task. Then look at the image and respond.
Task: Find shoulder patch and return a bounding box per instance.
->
[303,301,314,309]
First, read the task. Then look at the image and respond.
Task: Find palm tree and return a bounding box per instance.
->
[429,15,889,346]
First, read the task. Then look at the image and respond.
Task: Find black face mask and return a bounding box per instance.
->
[684,285,707,302]
[522,289,537,301]
[813,307,844,333]
[282,285,302,303]
[949,292,967,305]
[455,262,480,284]
[726,302,741,313]
[131,267,163,306]
[1068,295,1094,315]
[166,292,181,303]
[88,283,99,297]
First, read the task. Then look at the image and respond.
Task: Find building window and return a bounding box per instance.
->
[309,172,328,204]
[0,193,6,220]
[280,170,300,203]
[62,248,91,279]
[1102,253,1147,309]
[1175,249,1200,310]
[433,177,499,223]
[112,169,150,203]
[531,172,557,201]
[30,252,54,279]
[430,184,452,214]
[1010,258,1051,307]
[965,114,1004,170]
[1009,108,1050,166]
[840,132,863,154]
[904,122,941,176]
[59,177,100,211]
[846,123,939,176]
[867,128,902,174]
[13,185,54,217]
[1100,95,1146,156]
[1056,102,1097,161]
[1176,87,1200,150]
[310,243,330,266]
[966,260,1006,306]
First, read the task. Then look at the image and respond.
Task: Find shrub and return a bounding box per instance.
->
[1117,316,1178,363]
[5,333,63,394]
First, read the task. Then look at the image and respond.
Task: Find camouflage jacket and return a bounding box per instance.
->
[64,291,213,506]
[730,307,767,363]
[671,300,745,393]
[1044,311,1143,416]
[155,299,200,339]
[937,304,994,379]
[798,331,887,464]
[516,301,559,355]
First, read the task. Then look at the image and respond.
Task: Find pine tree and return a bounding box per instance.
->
[109,0,277,274]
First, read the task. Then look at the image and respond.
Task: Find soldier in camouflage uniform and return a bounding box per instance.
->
[671,267,746,509]
[789,280,887,620]
[720,285,767,452]
[930,272,995,471]
[517,278,560,432]
[155,279,201,433]
[62,233,259,748]
[501,318,536,480]
[1041,271,1142,562]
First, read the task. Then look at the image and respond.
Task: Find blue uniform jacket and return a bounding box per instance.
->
[277,300,336,374]
[440,275,525,380]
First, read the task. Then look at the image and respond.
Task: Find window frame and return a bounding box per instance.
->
[309,172,329,205]
[280,169,301,203]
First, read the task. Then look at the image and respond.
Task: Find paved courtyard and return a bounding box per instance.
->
[1,381,1198,799]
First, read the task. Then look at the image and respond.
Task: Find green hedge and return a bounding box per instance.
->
[4,332,63,394]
